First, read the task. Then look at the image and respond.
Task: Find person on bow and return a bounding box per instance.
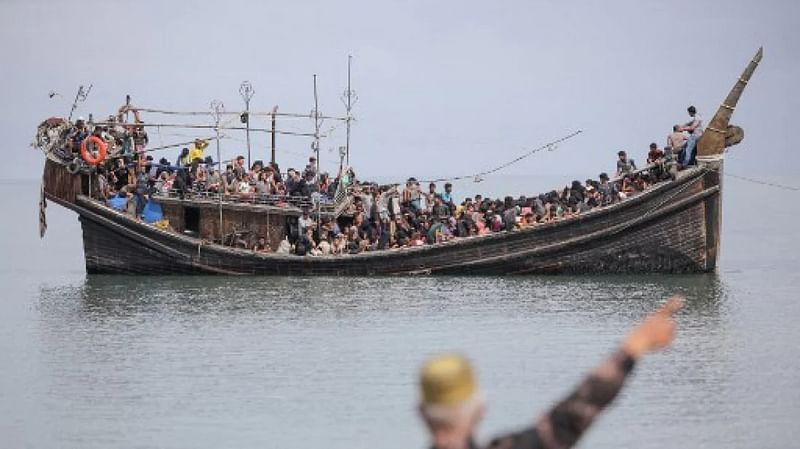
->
[678,105,703,167]
[418,297,683,449]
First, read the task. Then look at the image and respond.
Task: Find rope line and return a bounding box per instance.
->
[134,107,348,121]
[725,172,799,191]
[419,130,583,184]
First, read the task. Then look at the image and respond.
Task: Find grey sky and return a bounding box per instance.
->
[1,0,797,185]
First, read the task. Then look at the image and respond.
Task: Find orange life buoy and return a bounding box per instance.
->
[80,135,107,166]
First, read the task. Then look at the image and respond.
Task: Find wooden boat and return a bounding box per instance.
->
[36,49,762,275]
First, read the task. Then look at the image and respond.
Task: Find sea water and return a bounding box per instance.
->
[1,176,798,449]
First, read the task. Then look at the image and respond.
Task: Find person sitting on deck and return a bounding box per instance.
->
[254,171,271,196]
[223,164,236,190]
[502,196,518,231]
[417,298,683,449]
[194,164,208,191]
[661,145,680,181]
[346,226,362,254]
[253,237,271,253]
[667,124,687,155]
[237,173,254,197]
[331,233,347,255]
[295,226,319,256]
[206,166,222,193]
[154,171,172,194]
[647,142,664,165]
[597,172,618,206]
[297,208,315,235]
[233,155,247,180]
[646,142,666,181]
[615,150,637,177]
[250,160,264,179]
[678,105,703,167]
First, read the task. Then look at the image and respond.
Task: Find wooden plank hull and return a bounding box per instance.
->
[59,167,721,275]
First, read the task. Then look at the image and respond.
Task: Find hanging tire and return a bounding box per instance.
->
[80,135,108,166]
[66,157,81,175]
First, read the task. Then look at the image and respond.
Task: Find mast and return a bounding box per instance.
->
[340,55,358,168]
[313,74,321,236]
[239,81,255,168]
[697,47,763,158]
[271,105,278,165]
[345,55,353,167]
[210,100,225,241]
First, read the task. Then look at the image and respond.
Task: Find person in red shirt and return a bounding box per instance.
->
[647,142,664,165]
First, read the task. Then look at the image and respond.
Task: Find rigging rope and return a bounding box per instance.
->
[134,107,348,121]
[724,172,799,191]
[418,130,583,184]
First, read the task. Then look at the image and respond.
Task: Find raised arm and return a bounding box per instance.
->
[490,298,683,449]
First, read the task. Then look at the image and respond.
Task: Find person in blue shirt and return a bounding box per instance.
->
[441,183,455,215]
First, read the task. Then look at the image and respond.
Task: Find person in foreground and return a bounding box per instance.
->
[418,297,683,449]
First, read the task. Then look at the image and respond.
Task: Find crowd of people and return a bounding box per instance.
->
[284,106,704,256]
[56,107,343,221]
[57,105,704,255]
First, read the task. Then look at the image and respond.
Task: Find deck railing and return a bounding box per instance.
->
[152,184,356,217]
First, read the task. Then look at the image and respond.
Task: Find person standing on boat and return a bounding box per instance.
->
[404,178,423,213]
[418,297,683,449]
[441,183,456,215]
[188,139,209,163]
[615,151,637,177]
[304,156,318,181]
[68,117,90,151]
[425,183,439,213]
[177,148,191,166]
[133,166,150,219]
[679,106,703,166]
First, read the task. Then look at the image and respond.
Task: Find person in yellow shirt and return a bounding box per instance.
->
[188,139,209,163]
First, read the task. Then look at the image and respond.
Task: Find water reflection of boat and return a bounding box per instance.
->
[36,49,762,275]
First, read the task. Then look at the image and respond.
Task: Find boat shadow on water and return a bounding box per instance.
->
[35,273,729,324]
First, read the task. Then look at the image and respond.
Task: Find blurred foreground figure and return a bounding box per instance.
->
[419,298,683,449]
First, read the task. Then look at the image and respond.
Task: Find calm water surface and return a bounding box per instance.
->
[1,177,798,449]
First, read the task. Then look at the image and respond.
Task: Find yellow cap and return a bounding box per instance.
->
[420,354,477,406]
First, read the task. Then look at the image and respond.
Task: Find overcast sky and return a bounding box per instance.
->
[1,0,796,184]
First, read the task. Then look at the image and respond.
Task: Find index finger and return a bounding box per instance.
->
[657,296,684,316]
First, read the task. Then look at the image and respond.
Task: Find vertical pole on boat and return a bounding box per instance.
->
[341,55,357,168]
[270,105,278,165]
[239,81,255,169]
[211,100,225,242]
[313,74,321,235]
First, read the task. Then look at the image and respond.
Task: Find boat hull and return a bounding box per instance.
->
[64,167,721,275]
